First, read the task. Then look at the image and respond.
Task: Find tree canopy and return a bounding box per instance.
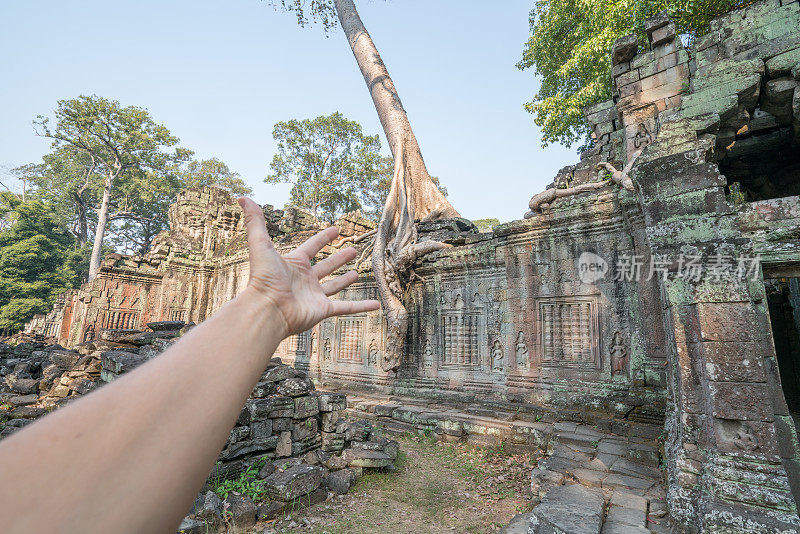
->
[0,193,85,333]
[27,96,251,259]
[518,0,758,147]
[266,112,393,222]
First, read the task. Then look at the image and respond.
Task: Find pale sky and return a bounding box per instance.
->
[0,0,577,223]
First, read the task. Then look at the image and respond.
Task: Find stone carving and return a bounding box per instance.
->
[323,338,332,362]
[441,313,480,366]
[733,423,759,452]
[609,331,629,377]
[540,297,599,369]
[633,123,652,148]
[423,340,433,368]
[515,332,529,370]
[367,339,378,367]
[491,340,504,372]
[336,317,364,362]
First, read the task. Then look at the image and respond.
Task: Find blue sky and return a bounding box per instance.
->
[0,0,577,223]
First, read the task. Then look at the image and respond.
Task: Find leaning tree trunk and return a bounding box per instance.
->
[335,0,460,372]
[88,175,113,281]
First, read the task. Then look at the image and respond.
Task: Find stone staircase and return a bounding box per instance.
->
[335,391,670,533]
[508,422,669,533]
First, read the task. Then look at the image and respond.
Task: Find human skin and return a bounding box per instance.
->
[0,197,379,533]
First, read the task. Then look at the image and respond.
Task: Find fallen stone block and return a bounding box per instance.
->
[177,517,206,534]
[317,392,347,412]
[50,350,81,370]
[528,484,604,534]
[293,395,319,419]
[263,464,323,501]
[256,487,328,521]
[343,448,392,468]
[277,377,314,397]
[189,490,222,526]
[222,492,256,529]
[324,467,357,494]
[147,320,185,332]
[9,393,38,406]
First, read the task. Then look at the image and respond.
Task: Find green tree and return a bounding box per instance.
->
[518,0,757,147]
[178,158,253,197]
[15,148,101,246]
[0,193,84,333]
[266,112,391,222]
[472,218,500,233]
[34,95,182,280]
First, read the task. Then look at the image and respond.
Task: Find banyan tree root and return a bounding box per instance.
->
[524,150,643,218]
[336,0,459,373]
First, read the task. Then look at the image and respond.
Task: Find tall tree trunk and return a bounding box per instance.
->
[335,0,459,372]
[72,191,89,245]
[88,175,112,281]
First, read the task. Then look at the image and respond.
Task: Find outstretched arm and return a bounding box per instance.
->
[0,198,379,534]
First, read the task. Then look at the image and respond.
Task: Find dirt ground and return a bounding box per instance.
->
[252,433,539,534]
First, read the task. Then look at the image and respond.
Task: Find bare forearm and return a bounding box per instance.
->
[0,288,286,533]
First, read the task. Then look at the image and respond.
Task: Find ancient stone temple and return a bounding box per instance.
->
[19,0,800,531]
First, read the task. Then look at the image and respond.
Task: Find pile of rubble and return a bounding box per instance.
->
[1,326,401,534]
[181,417,399,533]
[0,322,188,440]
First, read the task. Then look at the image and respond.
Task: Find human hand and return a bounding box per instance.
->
[238,198,380,337]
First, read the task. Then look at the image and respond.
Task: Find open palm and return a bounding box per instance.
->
[238,198,379,336]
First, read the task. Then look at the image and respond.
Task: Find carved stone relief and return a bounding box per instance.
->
[336,317,364,362]
[539,295,600,369]
[491,339,504,372]
[609,330,629,377]
[515,332,529,370]
[323,338,332,362]
[367,339,378,367]
[423,340,433,369]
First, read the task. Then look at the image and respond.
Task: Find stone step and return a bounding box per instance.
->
[529,484,605,534]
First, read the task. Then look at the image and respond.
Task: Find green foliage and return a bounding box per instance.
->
[518,0,757,147]
[472,218,500,233]
[0,193,86,332]
[267,0,338,31]
[27,96,250,255]
[177,158,253,197]
[211,458,268,502]
[266,112,393,222]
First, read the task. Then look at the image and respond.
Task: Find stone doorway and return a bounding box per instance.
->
[766,278,800,433]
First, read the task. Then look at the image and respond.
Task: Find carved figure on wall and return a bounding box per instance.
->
[633,123,652,148]
[310,331,317,357]
[423,340,433,368]
[515,332,529,369]
[491,340,504,372]
[609,331,629,377]
[733,424,759,452]
[367,339,378,367]
[454,294,465,310]
[323,338,332,362]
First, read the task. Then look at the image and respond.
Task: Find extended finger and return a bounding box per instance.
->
[313,247,357,279]
[237,197,275,274]
[321,270,359,296]
[293,226,339,260]
[329,299,381,316]
[238,197,275,253]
